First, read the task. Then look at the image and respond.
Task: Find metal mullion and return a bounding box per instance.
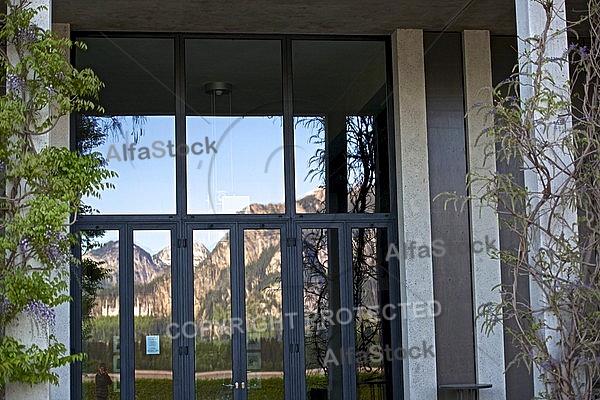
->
[173,222,191,399]
[176,34,188,218]
[340,224,357,400]
[237,222,285,230]
[73,31,176,40]
[185,222,235,231]
[121,225,134,400]
[76,213,395,225]
[292,221,307,399]
[186,214,288,224]
[73,32,389,42]
[385,223,403,400]
[178,33,285,41]
[75,214,178,224]
[126,222,177,231]
[282,37,296,218]
[183,221,195,396]
[384,35,400,223]
[181,222,196,399]
[282,38,302,400]
[280,221,296,400]
[294,213,394,224]
[70,229,83,400]
[231,223,246,400]
[347,222,396,230]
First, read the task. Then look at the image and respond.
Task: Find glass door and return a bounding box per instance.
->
[76,226,178,400]
[242,227,284,399]
[131,229,174,398]
[187,225,285,400]
[78,228,122,400]
[188,228,235,399]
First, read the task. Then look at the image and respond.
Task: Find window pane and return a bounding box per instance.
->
[352,228,392,399]
[244,229,284,399]
[293,41,390,213]
[133,230,172,398]
[75,38,175,115]
[81,230,120,400]
[79,116,176,214]
[302,228,343,399]
[75,37,176,214]
[185,39,284,214]
[192,230,233,398]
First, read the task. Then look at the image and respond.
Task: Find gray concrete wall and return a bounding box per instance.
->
[423,32,476,400]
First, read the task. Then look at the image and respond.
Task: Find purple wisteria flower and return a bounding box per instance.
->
[16,26,36,44]
[0,293,13,315]
[24,300,55,328]
[42,227,68,265]
[6,74,25,92]
[18,237,30,253]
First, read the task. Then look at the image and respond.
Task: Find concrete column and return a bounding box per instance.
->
[5,1,52,400]
[515,0,573,395]
[462,30,506,400]
[8,0,52,151]
[4,316,51,400]
[391,29,438,400]
[50,23,71,149]
[49,22,71,400]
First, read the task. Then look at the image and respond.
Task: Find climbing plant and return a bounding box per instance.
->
[443,1,600,399]
[0,0,114,396]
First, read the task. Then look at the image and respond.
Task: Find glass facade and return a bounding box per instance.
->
[72,35,398,400]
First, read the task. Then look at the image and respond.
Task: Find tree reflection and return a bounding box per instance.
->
[301,111,390,396]
[299,114,380,213]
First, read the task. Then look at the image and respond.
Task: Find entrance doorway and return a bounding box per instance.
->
[74,221,399,399]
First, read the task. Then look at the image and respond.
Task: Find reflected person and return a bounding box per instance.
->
[95,363,113,400]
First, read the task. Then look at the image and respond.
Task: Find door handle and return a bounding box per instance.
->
[222,382,240,389]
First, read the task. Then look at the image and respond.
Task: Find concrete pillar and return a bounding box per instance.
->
[515,0,573,395]
[49,22,71,400]
[4,315,51,400]
[8,0,52,151]
[6,0,70,400]
[391,29,438,400]
[462,30,506,400]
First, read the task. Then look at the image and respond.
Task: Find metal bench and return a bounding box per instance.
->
[438,383,492,400]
